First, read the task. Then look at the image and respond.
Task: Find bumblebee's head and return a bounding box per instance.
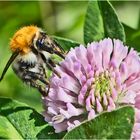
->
[0,25,64,81]
[10,25,64,56]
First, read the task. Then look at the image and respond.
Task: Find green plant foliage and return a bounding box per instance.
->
[84,0,126,44]
[99,0,126,42]
[0,97,65,139]
[123,24,140,51]
[53,36,80,50]
[63,106,134,139]
[84,0,104,44]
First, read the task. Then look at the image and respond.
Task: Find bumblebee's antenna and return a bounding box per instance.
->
[0,50,19,81]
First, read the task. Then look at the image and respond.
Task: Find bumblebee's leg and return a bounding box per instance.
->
[22,70,50,95]
[48,58,56,67]
[53,50,65,59]
[24,71,49,85]
[39,53,61,78]
[42,66,47,79]
[48,58,61,66]
[46,60,61,78]
[51,40,66,59]
[26,79,49,96]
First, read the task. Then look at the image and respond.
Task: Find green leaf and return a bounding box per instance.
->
[84,0,126,44]
[84,1,104,44]
[63,106,134,139]
[99,1,126,42]
[123,24,140,52]
[0,97,65,139]
[53,36,80,50]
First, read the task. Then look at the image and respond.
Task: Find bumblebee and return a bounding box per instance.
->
[0,25,65,95]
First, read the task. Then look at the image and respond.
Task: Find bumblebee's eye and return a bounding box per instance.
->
[36,32,47,48]
[36,39,44,48]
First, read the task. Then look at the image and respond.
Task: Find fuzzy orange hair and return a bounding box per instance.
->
[10,25,39,54]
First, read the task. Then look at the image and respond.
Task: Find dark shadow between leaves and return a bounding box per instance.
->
[1,106,32,116]
[36,125,66,139]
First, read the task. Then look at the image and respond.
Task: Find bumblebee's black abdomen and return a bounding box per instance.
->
[18,60,35,70]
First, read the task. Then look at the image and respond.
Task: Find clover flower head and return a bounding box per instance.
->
[42,38,140,139]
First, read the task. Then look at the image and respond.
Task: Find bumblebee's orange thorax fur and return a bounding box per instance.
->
[10,26,39,55]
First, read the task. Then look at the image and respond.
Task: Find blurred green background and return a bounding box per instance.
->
[0,1,139,111]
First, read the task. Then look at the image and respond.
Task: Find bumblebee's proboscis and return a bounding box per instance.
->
[0,25,65,96]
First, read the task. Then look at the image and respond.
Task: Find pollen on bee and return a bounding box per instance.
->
[10,25,39,54]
